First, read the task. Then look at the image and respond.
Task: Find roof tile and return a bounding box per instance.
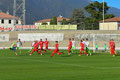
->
[35,16,70,23]
[99,17,120,22]
[0,11,19,19]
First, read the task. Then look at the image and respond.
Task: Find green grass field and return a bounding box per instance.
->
[0,49,120,80]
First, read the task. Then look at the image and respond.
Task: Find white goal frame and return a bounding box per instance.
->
[93,34,120,52]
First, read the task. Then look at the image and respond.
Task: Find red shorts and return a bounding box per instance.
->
[45,46,48,49]
[111,48,115,51]
[40,46,43,49]
[80,48,85,51]
[33,48,38,51]
[53,49,59,53]
[68,46,72,49]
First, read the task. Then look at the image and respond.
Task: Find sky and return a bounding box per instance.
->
[92,0,120,9]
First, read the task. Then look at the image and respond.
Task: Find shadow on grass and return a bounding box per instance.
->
[115,54,120,56]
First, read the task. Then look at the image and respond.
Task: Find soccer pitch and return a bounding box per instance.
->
[0,50,120,80]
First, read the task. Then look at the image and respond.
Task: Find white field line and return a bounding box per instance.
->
[6,57,120,70]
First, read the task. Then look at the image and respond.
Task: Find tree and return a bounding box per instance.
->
[50,19,53,25]
[42,22,48,25]
[84,1,115,29]
[62,19,68,25]
[84,18,98,30]
[52,16,57,25]
[50,16,57,25]
[70,9,86,30]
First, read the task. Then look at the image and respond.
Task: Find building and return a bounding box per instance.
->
[99,17,120,30]
[0,11,21,27]
[35,16,70,26]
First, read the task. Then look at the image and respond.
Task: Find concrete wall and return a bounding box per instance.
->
[1,30,120,48]
[38,25,77,30]
[99,22,118,30]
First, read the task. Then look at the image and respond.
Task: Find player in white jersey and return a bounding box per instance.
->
[17,39,23,54]
[82,39,86,44]
[71,38,77,54]
[85,38,92,55]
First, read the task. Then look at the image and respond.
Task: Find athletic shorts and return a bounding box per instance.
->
[33,48,38,51]
[40,46,43,49]
[72,46,76,49]
[68,46,72,50]
[17,47,21,50]
[10,47,16,52]
[53,49,59,53]
[80,48,85,51]
[86,47,89,50]
[111,48,115,51]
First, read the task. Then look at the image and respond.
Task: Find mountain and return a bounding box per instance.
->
[25,0,90,24]
[0,0,120,24]
[108,7,120,17]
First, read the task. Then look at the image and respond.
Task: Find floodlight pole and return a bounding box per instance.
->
[13,0,26,25]
[13,0,16,26]
[103,0,105,30]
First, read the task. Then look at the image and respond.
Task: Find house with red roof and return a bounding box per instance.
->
[99,17,120,30]
[35,16,70,26]
[0,11,21,27]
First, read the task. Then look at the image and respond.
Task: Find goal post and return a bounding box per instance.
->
[93,34,120,53]
[74,33,120,53]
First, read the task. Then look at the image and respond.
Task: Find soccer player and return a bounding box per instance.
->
[104,43,107,52]
[71,38,77,54]
[38,39,45,55]
[82,39,86,44]
[95,44,98,51]
[79,40,88,56]
[85,38,92,55]
[17,39,23,54]
[28,41,35,52]
[51,41,63,57]
[68,38,72,55]
[30,41,40,55]
[12,42,18,55]
[43,38,52,54]
[109,39,115,56]
[3,42,18,55]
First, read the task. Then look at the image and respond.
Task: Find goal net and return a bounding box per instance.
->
[74,34,120,53]
[93,34,120,53]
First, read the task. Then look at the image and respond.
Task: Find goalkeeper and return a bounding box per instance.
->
[85,38,92,55]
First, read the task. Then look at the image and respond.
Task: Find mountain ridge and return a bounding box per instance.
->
[0,0,120,24]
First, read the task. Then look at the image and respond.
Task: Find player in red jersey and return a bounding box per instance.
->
[109,39,115,56]
[30,41,40,55]
[38,39,45,55]
[68,38,72,55]
[43,38,52,54]
[51,41,63,57]
[79,40,88,56]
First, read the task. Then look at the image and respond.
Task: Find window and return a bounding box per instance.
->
[1,19,4,24]
[118,24,120,30]
[9,20,11,24]
[118,27,120,30]
[16,20,18,24]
